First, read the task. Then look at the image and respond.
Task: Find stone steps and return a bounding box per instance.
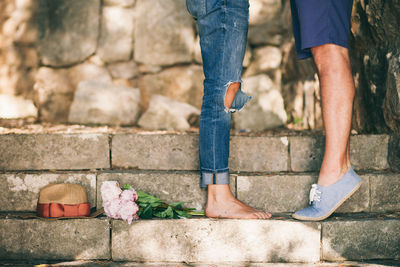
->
[0,132,394,172]
[1,260,399,267]
[1,130,399,263]
[1,170,399,214]
[0,215,399,263]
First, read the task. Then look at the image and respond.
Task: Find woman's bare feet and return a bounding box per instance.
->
[205,184,272,219]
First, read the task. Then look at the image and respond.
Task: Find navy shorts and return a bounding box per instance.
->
[290,0,354,60]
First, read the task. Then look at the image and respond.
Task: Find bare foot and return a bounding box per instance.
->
[205,184,272,219]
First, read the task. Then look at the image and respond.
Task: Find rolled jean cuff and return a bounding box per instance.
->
[200,171,230,188]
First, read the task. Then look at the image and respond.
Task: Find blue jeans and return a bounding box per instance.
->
[186,0,252,188]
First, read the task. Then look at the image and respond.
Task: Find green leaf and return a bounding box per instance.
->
[137,190,161,204]
[165,206,174,218]
[154,210,167,218]
[140,205,153,219]
[169,201,185,208]
[175,209,190,218]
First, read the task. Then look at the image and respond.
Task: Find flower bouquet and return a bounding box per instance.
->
[100,181,204,224]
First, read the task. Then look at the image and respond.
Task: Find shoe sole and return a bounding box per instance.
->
[291,180,363,221]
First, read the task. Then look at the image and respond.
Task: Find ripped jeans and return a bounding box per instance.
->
[186,0,252,188]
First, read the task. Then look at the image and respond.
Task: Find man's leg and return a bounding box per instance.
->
[292,43,362,221]
[291,0,362,221]
[311,44,354,187]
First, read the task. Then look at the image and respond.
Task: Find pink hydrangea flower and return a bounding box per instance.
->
[101,181,122,203]
[121,189,138,202]
[103,198,121,219]
[119,201,139,224]
[101,181,139,224]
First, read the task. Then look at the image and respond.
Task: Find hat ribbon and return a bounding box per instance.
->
[37,202,90,218]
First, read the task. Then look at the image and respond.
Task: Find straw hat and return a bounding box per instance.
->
[37,183,91,218]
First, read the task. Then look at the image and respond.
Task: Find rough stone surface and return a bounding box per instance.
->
[237,175,316,213]
[322,220,400,261]
[107,61,139,80]
[244,46,282,77]
[113,134,289,172]
[383,54,400,133]
[249,0,282,26]
[0,261,396,267]
[97,6,135,63]
[349,0,400,134]
[0,94,37,119]
[370,173,400,212]
[336,175,370,213]
[237,174,369,213]
[350,135,390,170]
[283,77,322,130]
[290,135,390,172]
[0,173,96,212]
[290,136,324,172]
[34,64,112,123]
[68,81,141,126]
[388,135,400,172]
[112,133,199,170]
[134,0,195,66]
[0,134,110,170]
[229,136,289,172]
[247,0,290,46]
[233,75,287,131]
[135,65,204,109]
[97,172,235,211]
[281,40,322,130]
[112,219,320,262]
[0,218,110,260]
[137,94,200,131]
[37,0,100,67]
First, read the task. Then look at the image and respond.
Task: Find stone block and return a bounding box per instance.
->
[370,173,400,212]
[350,135,389,170]
[237,174,316,213]
[290,135,390,172]
[107,61,139,80]
[112,219,320,262]
[0,218,110,260]
[233,75,287,131]
[138,94,200,131]
[68,81,141,126]
[0,134,110,170]
[230,136,289,172]
[136,65,204,110]
[249,0,282,26]
[112,133,199,170]
[289,136,324,172]
[0,173,96,212]
[34,63,112,123]
[322,220,400,260]
[97,171,236,211]
[97,6,135,63]
[0,94,37,119]
[335,175,370,213]
[37,0,100,67]
[244,46,282,77]
[134,0,195,66]
[236,174,369,213]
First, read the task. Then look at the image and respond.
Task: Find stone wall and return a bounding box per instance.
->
[0,0,399,133]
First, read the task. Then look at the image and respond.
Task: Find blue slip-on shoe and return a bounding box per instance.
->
[292,166,363,221]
